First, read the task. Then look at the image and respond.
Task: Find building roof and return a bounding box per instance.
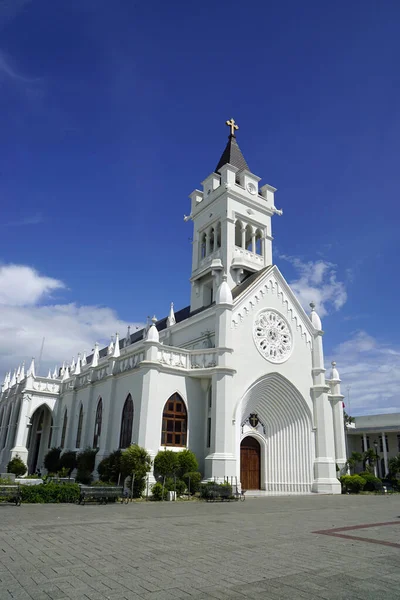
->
[232,266,273,300]
[347,412,400,433]
[86,268,273,366]
[215,134,249,173]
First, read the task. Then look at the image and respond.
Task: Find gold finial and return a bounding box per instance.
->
[226,118,239,137]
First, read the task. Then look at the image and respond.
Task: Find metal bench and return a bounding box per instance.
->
[78,485,124,505]
[0,484,21,506]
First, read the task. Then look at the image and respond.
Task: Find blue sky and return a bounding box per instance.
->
[1,0,399,415]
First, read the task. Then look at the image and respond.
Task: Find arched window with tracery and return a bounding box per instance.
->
[93,398,102,448]
[161,393,187,447]
[60,409,68,449]
[119,395,134,449]
[76,405,83,448]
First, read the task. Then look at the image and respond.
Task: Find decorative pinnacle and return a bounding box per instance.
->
[222,274,228,282]
[151,315,157,325]
[226,117,238,137]
[309,302,315,310]
[331,361,336,367]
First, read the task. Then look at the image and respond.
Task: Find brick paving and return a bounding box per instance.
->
[0,494,400,600]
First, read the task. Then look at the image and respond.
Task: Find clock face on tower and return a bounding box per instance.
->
[253,309,292,363]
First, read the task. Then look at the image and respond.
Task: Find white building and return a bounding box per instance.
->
[0,120,346,494]
[347,413,400,478]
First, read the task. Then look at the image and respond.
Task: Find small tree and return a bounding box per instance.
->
[44,447,61,474]
[97,450,122,483]
[154,450,180,499]
[120,445,152,498]
[388,454,400,477]
[177,449,198,478]
[346,451,363,474]
[364,447,379,470]
[7,455,27,477]
[58,451,77,476]
[76,448,98,484]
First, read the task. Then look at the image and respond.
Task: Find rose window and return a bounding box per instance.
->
[253,310,292,363]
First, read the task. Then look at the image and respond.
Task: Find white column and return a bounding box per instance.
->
[241,226,246,249]
[381,432,388,477]
[310,307,340,494]
[363,433,368,453]
[331,398,346,470]
[251,231,256,254]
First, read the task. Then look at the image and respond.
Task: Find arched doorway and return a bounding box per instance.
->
[237,373,313,493]
[240,436,261,490]
[27,405,52,474]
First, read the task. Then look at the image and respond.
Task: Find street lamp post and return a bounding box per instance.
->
[373,440,379,477]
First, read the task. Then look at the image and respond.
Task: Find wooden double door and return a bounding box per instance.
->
[240,436,261,490]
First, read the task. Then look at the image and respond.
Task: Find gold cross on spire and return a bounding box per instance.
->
[226,118,239,137]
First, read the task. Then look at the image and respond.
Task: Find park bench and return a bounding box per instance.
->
[0,484,21,506]
[78,485,124,505]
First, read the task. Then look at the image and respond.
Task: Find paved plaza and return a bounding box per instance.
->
[0,494,399,600]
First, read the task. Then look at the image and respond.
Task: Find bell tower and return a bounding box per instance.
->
[187,119,282,312]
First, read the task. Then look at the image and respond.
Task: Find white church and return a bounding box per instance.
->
[0,120,346,494]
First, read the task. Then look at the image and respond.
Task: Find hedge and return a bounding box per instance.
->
[20,483,80,503]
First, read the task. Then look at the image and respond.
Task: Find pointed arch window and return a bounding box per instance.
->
[48,417,53,448]
[216,222,221,248]
[93,398,102,448]
[119,395,134,449]
[235,220,242,247]
[76,405,83,449]
[60,409,68,449]
[2,406,12,449]
[255,229,263,256]
[200,232,207,259]
[161,393,187,447]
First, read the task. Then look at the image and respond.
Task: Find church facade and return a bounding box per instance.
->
[0,121,346,494]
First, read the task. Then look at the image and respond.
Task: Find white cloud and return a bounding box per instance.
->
[0,264,65,306]
[279,256,347,316]
[0,264,139,378]
[329,330,400,416]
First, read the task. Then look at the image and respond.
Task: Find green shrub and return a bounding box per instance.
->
[7,455,27,477]
[75,469,93,484]
[359,472,382,492]
[97,450,122,483]
[182,471,202,494]
[77,448,97,474]
[120,445,152,479]
[44,447,61,473]
[0,476,13,484]
[340,474,366,494]
[20,483,80,503]
[199,481,232,500]
[164,477,186,497]
[124,474,147,498]
[151,482,167,501]
[177,449,198,478]
[59,451,77,476]
[154,450,179,480]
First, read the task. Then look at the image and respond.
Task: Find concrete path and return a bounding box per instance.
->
[0,494,399,599]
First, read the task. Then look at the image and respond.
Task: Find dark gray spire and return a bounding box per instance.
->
[215,134,249,173]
